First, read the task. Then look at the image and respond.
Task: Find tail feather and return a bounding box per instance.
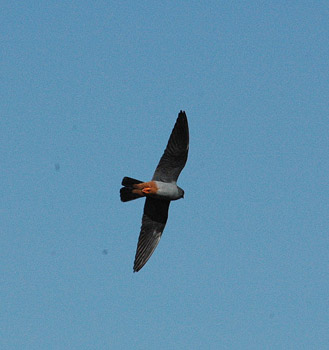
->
[120,187,142,202]
[120,176,144,202]
[121,176,143,187]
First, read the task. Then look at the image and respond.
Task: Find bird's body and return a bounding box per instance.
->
[120,111,189,272]
[131,180,183,201]
[154,181,184,200]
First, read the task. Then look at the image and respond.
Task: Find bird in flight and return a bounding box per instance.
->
[120,110,189,272]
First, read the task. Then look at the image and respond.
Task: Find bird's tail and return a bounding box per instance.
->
[120,177,144,202]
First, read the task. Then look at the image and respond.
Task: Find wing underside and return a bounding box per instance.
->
[152,110,189,183]
[133,197,170,272]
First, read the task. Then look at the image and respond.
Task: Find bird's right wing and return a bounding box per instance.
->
[133,197,170,272]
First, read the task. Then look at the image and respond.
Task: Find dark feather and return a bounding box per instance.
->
[152,110,189,183]
[133,198,170,272]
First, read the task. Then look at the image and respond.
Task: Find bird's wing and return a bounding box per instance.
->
[152,110,189,183]
[133,197,170,272]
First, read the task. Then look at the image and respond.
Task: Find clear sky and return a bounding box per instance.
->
[1,1,329,349]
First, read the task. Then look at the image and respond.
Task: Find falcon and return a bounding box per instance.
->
[120,110,189,272]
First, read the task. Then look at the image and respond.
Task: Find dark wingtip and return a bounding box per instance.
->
[178,110,188,124]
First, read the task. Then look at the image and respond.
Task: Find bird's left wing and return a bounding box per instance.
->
[133,197,170,272]
[152,110,189,183]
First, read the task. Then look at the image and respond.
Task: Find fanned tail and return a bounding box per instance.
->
[120,177,144,202]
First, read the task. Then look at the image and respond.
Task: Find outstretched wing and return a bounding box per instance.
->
[133,197,170,272]
[152,111,189,183]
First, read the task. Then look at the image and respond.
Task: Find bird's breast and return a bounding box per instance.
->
[154,181,181,200]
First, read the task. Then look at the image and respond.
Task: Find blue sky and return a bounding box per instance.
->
[1,1,329,349]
